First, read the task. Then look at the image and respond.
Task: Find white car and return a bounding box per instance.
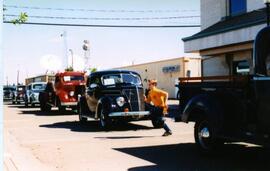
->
[24,82,47,107]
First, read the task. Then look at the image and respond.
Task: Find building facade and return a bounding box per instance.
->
[116,57,201,98]
[25,74,55,85]
[183,0,267,77]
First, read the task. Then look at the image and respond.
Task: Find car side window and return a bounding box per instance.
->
[90,76,100,85]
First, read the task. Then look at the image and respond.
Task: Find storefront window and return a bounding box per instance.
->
[233,60,250,75]
[229,0,247,16]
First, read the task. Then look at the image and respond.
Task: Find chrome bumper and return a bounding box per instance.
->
[61,102,77,106]
[109,111,150,117]
[31,100,40,104]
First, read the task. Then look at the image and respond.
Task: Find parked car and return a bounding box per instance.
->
[24,82,47,107]
[176,26,270,153]
[12,85,26,104]
[77,70,163,130]
[39,71,86,112]
[3,86,16,101]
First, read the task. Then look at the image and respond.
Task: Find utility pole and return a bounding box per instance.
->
[265,0,270,26]
[69,49,74,70]
[82,40,90,71]
[17,70,19,85]
[61,31,68,69]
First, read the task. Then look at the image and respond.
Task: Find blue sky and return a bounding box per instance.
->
[3,0,200,84]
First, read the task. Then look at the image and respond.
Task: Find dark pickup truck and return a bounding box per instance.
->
[176,26,270,153]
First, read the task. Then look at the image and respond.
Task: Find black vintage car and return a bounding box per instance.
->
[12,85,26,104]
[78,70,161,129]
[3,86,16,101]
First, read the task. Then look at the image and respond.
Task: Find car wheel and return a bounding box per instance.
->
[177,91,180,100]
[99,107,111,130]
[57,98,66,113]
[30,99,35,107]
[151,118,164,128]
[25,100,28,107]
[40,102,51,112]
[78,103,87,123]
[194,117,224,153]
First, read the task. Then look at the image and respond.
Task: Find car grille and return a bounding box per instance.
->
[122,88,145,111]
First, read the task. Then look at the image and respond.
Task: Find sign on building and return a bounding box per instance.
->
[162,65,180,73]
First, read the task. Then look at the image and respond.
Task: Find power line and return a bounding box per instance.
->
[3,20,201,28]
[4,5,199,13]
[4,14,200,21]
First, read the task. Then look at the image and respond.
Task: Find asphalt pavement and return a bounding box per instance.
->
[4,100,270,171]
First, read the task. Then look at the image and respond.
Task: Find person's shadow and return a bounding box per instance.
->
[39,120,154,132]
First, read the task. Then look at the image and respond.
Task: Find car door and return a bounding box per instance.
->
[86,76,100,115]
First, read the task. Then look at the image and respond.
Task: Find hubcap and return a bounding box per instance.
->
[197,121,211,149]
[100,111,105,127]
[200,127,210,138]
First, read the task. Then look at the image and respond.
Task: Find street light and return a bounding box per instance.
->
[264,0,270,26]
[69,49,74,70]
[82,40,90,71]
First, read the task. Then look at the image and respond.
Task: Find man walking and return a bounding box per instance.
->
[145,79,172,136]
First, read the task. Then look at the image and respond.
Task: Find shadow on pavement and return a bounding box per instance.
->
[39,120,153,132]
[114,143,270,171]
[8,105,39,109]
[20,110,77,116]
[94,136,156,140]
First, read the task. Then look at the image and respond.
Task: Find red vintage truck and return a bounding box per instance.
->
[39,71,86,112]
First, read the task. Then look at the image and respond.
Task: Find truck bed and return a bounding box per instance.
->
[176,75,250,114]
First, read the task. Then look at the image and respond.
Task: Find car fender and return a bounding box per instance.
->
[182,93,224,132]
[95,97,112,119]
[78,96,91,115]
[38,92,47,104]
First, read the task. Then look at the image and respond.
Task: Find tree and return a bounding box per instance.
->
[89,68,97,73]
[65,66,74,71]
[11,12,28,24]
[3,7,28,24]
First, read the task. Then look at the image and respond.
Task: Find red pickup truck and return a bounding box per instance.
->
[39,71,86,112]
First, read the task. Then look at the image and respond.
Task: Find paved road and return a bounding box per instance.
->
[4,101,270,171]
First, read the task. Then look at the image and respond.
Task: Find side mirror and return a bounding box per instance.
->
[90,83,98,89]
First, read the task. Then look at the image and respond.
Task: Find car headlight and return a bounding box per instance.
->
[69,91,75,97]
[116,97,125,107]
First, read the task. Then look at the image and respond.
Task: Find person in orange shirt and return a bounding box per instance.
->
[145,79,172,136]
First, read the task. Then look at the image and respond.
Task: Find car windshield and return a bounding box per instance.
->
[63,76,84,82]
[33,84,46,91]
[4,87,15,91]
[101,73,141,86]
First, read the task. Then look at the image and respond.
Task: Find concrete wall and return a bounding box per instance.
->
[247,0,265,12]
[203,55,229,76]
[118,58,201,98]
[184,24,265,52]
[201,0,227,30]
[202,50,252,77]
[200,0,265,30]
